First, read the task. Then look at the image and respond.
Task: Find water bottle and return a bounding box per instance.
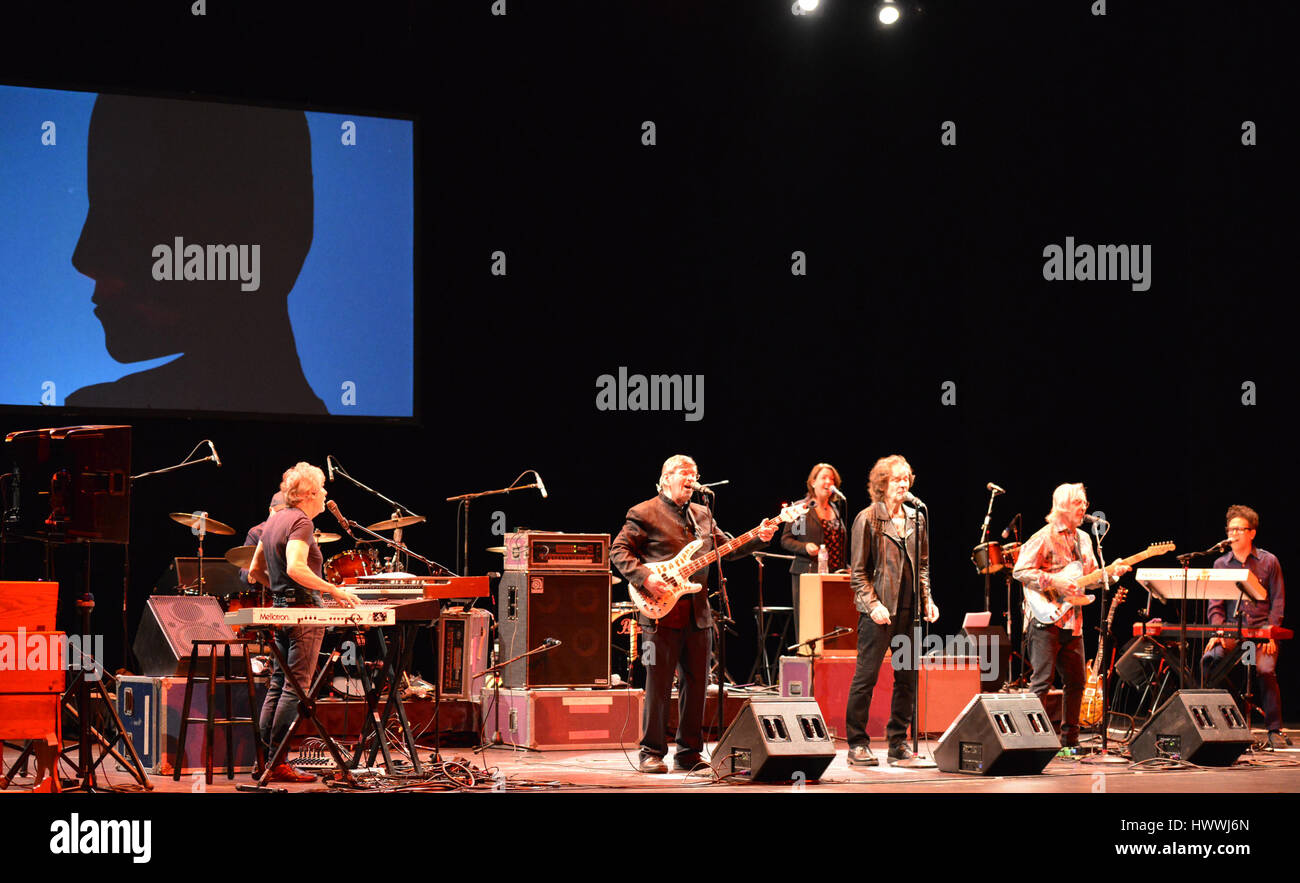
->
[817,544,828,574]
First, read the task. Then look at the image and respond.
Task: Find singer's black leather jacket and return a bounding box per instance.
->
[850,501,931,617]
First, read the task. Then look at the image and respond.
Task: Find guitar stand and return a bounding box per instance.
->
[238,625,358,792]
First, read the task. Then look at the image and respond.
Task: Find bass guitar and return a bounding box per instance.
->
[629,500,810,620]
[1079,585,1127,727]
[1023,541,1174,625]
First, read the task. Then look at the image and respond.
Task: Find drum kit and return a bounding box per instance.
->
[163,510,431,627]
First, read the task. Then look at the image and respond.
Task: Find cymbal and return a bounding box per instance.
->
[224,545,257,568]
[314,531,343,544]
[485,546,506,554]
[366,514,426,531]
[610,602,637,622]
[169,511,236,535]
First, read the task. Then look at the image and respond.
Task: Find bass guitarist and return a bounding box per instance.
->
[610,455,778,774]
[1011,483,1128,748]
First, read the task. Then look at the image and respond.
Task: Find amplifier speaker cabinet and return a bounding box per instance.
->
[1129,689,1252,766]
[498,571,610,688]
[485,687,643,750]
[709,697,836,782]
[437,608,491,701]
[116,675,264,774]
[934,693,1060,775]
[134,595,245,677]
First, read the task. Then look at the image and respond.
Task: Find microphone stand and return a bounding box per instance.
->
[472,640,560,752]
[703,489,734,744]
[328,457,427,565]
[977,487,998,613]
[896,498,936,768]
[784,626,853,712]
[334,516,452,576]
[446,472,545,577]
[1083,517,1126,765]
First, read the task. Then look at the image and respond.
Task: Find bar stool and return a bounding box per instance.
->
[750,606,795,686]
[173,638,265,784]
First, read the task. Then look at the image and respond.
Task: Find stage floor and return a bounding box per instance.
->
[6,729,1296,795]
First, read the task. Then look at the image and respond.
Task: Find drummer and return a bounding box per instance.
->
[238,491,288,592]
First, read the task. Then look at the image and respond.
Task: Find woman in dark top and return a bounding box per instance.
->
[248,461,359,782]
[779,462,848,617]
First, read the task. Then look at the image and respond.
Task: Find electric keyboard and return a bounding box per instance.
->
[1135,567,1267,602]
[341,574,490,600]
[1132,622,1292,641]
[225,597,442,627]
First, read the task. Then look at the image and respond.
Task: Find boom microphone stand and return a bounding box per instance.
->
[446,470,547,577]
[1083,515,1126,765]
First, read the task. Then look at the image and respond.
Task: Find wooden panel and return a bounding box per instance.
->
[0,631,67,693]
[0,693,61,740]
[0,581,59,631]
[798,574,856,655]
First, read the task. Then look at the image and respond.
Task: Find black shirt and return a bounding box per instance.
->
[260,507,324,607]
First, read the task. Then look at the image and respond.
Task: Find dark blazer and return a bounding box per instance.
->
[779,499,846,575]
[850,501,931,616]
[611,493,765,629]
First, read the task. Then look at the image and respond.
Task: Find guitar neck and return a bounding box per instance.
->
[681,518,775,577]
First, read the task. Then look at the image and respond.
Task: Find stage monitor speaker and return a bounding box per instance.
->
[133,595,244,677]
[156,557,247,600]
[498,571,610,688]
[709,697,836,782]
[1129,689,1252,766]
[934,693,1060,775]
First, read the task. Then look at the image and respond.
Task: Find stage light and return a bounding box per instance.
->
[878,1,900,25]
[792,0,820,15]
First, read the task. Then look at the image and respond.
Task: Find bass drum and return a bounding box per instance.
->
[324,548,379,584]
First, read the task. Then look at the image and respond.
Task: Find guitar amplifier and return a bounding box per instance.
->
[437,608,491,701]
[503,532,609,571]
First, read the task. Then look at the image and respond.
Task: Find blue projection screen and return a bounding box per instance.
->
[0,85,414,418]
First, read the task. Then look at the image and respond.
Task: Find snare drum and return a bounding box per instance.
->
[324,548,379,584]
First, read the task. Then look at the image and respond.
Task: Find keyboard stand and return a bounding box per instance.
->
[351,623,427,775]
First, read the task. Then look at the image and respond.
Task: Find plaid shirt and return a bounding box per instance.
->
[1012,521,1102,634]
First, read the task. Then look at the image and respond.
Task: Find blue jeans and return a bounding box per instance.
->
[258,625,326,758]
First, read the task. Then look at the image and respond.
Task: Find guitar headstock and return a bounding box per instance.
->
[777,499,813,524]
[1147,541,1176,556]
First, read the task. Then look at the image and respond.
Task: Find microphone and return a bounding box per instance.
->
[1000,513,1021,540]
[533,470,548,499]
[327,456,335,483]
[1081,513,1106,525]
[828,484,847,501]
[207,441,222,468]
[544,637,562,647]
[987,482,1005,495]
[325,500,356,540]
[1210,538,1231,552]
[904,492,926,509]
[692,483,715,497]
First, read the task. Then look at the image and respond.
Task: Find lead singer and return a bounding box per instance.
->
[845,455,938,766]
[610,455,777,774]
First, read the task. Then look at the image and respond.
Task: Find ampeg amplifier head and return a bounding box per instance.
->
[503,531,609,571]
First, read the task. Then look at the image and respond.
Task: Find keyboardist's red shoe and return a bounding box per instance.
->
[268,762,317,784]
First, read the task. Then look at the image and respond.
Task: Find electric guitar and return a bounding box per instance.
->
[1023,541,1174,625]
[629,500,811,620]
[1080,585,1127,727]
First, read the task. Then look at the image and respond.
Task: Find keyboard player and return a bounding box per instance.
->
[248,461,361,782]
[1201,505,1288,750]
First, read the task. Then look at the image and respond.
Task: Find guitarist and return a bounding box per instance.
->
[610,455,778,774]
[1011,483,1128,748]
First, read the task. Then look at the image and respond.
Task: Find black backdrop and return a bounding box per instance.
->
[3,1,1295,715]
